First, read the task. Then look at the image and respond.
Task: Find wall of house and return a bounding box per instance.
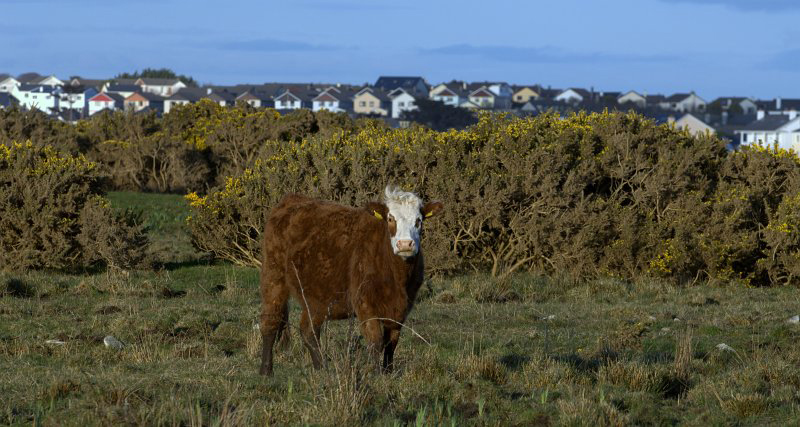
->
[313,100,343,112]
[431,93,459,106]
[513,88,538,104]
[617,92,646,107]
[391,93,417,119]
[0,79,19,93]
[164,99,189,114]
[88,100,115,116]
[275,98,301,109]
[555,90,583,104]
[14,89,58,113]
[353,93,387,115]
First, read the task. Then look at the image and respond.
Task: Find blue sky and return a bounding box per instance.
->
[2,0,798,99]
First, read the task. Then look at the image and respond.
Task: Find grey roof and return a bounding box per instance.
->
[355,86,390,101]
[646,94,666,103]
[139,77,182,86]
[70,78,105,88]
[107,84,140,92]
[665,93,695,102]
[738,114,796,131]
[16,72,42,83]
[560,88,592,98]
[128,91,166,101]
[113,78,138,85]
[167,88,206,102]
[374,76,428,92]
[16,84,59,93]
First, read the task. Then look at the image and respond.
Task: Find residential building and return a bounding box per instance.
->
[374,76,429,98]
[429,81,468,107]
[512,85,540,104]
[164,88,204,113]
[124,92,165,113]
[12,84,63,113]
[735,113,800,150]
[660,92,707,113]
[672,113,715,136]
[555,88,592,104]
[710,97,757,115]
[388,88,417,119]
[105,84,141,99]
[617,91,647,108]
[312,86,355,113]
[467,82,513,109]
[88,92,124,115]
[0,75,20,93]
[353,87,389,116]
[135,78,187,97]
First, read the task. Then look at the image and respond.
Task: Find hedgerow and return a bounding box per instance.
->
[0,142,149,271]
[185,111,800,285]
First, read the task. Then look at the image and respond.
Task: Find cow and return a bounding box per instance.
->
[258,186,444,375]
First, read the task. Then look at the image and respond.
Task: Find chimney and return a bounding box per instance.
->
[206,87,212,95]
[757,109,765,120]
[777,97,782,110]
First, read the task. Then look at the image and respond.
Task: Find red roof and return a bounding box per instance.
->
[90,93,114,102]
[470,89,493,98]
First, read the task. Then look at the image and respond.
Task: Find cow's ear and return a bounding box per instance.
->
[421,201,444,219]
[366,202,388,221]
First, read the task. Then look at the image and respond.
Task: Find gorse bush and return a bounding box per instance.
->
[0,142,149,271]
[186,111,800,285]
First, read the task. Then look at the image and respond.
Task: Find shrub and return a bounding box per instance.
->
[185,111,800,285]
[0,142,149,271]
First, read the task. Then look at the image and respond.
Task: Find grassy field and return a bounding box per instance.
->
[2,192,800,426]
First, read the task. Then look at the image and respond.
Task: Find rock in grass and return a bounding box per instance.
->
[45,339,65,345]
[716,343,735,352]
[787,315,799,324]
[103,335,125,350]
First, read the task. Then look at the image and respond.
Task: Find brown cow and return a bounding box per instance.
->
[259,186,443,375]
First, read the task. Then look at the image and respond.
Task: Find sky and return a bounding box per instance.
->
[2,0,799,100]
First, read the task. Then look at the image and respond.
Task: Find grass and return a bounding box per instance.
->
[2,193,800,425]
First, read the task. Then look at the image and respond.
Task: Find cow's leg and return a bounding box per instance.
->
[359,317,385,368]
[259,273,289,376]
[382,325,401,374]
[300,310,325,369]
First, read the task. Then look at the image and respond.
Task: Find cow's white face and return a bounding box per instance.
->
[380,186,444,259]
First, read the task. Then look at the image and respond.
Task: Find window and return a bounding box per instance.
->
[369,101,374,107]
[360,101,366,107]
[742,133,748,142]
[398,101,405,107]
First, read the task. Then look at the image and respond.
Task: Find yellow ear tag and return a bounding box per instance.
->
[425,211,434,218]
[373,211,383,220]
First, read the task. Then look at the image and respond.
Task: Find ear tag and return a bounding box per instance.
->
[373,211,383,220]
[425,211,434,218]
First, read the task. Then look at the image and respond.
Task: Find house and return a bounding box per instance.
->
[467,82,513,109]
[756,98,800,116]
[353,87,390,116]
[710,97,757,115]
[164,88,204,113]
[88,92,124,115]
[0,92,19,109]
[235,90,274,108]
[312,86,355,113]
[124,92,165,113]
[53,108,84,123]
[69,77,105,89]
[60,85,98,116]
[429,81,469,107]
[135,78,187,97]
[735,112,800,150]
[274,87,314,110]
[660,92,707,113]
[11,84,63,113]
[466,86,495,108]
[105,84,141,99]
[672,113,715,136]
[617,91,647,108]
[554,88,592,104]
[0,75,20,93]
[29,75,64,87]
[512,85,540,104]
[388,88,417,119]
[374,76,429,98]
[16,72,42,84]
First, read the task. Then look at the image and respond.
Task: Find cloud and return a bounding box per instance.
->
[422,44,677,64]
[216,38,341,52]
[656,0,800,12]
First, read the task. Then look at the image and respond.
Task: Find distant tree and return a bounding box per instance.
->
[114,68,198,87]
[402,98,478,131]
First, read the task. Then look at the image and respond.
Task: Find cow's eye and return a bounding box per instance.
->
[415,218,421,228]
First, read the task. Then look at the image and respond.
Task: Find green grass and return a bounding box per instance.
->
[3,192,800,425]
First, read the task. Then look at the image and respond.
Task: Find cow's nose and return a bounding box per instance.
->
[396,239,415,252]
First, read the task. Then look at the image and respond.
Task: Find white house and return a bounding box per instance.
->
[88,92,123,115]
[30,75,64,87]
[135,78,186,97]
[712,97,757,115]
[672,113,715,136]
[429,82,466,107]
[0,76,20,93]
[12,84,62,113]
[312,87,354,113]
[164,88,203,113]
[388,88,417,119]
[735,113,800,150]
[660,92,707,113]
[274,89,304,110]
[555,88,592,104]
[617,91,647,108]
